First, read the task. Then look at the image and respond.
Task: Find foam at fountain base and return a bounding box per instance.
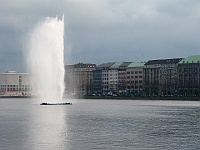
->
[40,102,72,105]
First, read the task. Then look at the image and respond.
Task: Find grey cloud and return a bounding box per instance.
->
[64,0,200,64]
[155,0,200,18]
[0,0,65,71]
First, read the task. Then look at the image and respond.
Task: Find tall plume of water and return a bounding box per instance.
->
[27,16,65,102]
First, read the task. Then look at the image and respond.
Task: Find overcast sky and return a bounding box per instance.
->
[1,0,200,72]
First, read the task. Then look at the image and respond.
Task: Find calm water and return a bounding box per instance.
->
[0,98,199,150]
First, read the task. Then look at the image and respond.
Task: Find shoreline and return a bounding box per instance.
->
[82,96,200,101]
[0,95,200,101]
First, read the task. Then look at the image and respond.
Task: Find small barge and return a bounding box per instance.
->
[40,102,72,105]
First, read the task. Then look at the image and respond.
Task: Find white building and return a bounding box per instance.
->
[0,71,32,96]
[97,62,122,95]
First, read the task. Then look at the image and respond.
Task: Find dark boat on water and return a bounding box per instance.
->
[40,102,72,105]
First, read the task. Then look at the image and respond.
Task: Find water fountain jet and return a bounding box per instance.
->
[27,16,71,105]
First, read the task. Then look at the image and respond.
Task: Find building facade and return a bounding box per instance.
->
[92,68,102,95]
[178,55,200,96]
[144,58,182,96]
[0,71,32,96]
[95,62,115,95]
[65,63,96,96]
[108,62,123,94]
[118,62,132,94]
[159,58,183,96]
[93,62,126,95]
[126,62,144,96]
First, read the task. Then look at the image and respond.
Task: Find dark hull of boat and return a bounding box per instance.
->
[40,102,72,105]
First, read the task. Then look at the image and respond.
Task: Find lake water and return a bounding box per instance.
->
[0,98,199,150]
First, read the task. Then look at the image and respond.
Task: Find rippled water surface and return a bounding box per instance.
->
[0,98,199,150]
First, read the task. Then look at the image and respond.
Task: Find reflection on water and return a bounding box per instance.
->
[0,99,199,150]
[0,99,68,150]
[26,105,67,149]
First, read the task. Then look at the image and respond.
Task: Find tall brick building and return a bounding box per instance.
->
[65,63,96,96]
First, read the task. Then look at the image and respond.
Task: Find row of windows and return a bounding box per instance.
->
[144,64,160,68]
[179,68,199,72]
[109,81,118,83]
[160,76,177,80]
[127,76,142,79]
[160,71,177,74]
[1,85,32,87]
[127,71,143,74]
[102,82,109,84]
[102,77,118,80]
[102,86,143,89]
[109,74,118,76]
[127,80,143,84]
[181,73,200,78]
[127,86,143,89]
[0,85,32,91]
[1,85,18,87]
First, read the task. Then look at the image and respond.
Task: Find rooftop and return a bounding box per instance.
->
[110,62,123,69]
[1,71,29,75]
[179,55,200,64]
[97,62,115,68]
[65,63,96,69]
[127,62,145,68]
[74,63,96,68]
[145,58,183,65]
[119,62,132,68]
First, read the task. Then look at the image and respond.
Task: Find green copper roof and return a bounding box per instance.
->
[179,55,200,64]
[110,62,123,68]
[127,62,145,68]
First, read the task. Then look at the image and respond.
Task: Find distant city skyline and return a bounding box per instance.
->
[1,0,200,72]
